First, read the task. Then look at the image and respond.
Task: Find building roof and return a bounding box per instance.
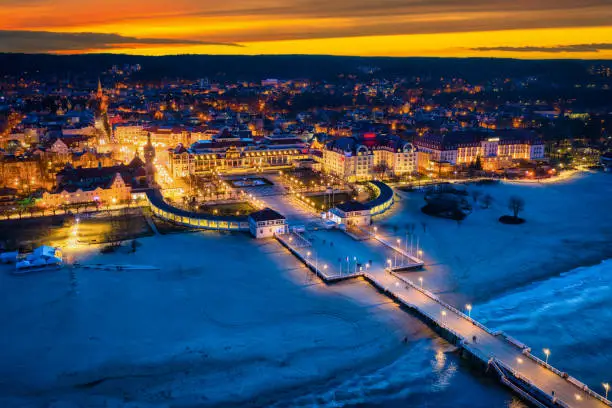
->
[55,160,147,193]
[325,134,413,155]
[364,180,394,210]
[248,208,286,222]
[414,129,543,151]
[335,201,369,213]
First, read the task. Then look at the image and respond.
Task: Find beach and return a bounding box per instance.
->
[0,172,610,407]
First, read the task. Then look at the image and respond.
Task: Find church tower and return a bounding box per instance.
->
[143,133,156,187]
[97,77,104,100]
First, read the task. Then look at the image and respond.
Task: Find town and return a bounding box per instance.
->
[1,55,611,408]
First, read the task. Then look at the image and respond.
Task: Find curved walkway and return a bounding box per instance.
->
[145,189,250,231]
[364,180,395,216]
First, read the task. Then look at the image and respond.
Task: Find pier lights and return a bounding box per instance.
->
[543,348,550,365]
[603,383,609,400]
[516,357,523,370]
[419,277,423,288]
[441,310,447,324]
[323,264,328,270]
[575,394,582,401]
[387,259,392,269]
[307,251,311,258]
[466,304,472,318]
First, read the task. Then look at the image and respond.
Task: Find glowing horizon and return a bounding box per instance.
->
[0,0,611,59]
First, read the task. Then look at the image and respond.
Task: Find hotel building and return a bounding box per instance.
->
[168,129,308,177]
[414,130,545,172]
[322,133,417,182]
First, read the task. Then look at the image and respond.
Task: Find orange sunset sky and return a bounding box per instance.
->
[1,0,611,58]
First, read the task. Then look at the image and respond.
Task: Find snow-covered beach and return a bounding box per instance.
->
[0,232,444,407]
[1,172,610,407]
[381,172,612,305]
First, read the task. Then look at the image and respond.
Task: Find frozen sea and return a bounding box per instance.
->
[289,259,610,408]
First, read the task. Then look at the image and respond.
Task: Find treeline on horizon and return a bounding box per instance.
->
[0,53,604,83]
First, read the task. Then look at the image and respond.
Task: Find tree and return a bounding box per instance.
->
[373,162,390,179]
[473,155,483,171]
[482,194,494,209]
[421,221,428,233]
[471,190,482,205]
[508,196,525,219]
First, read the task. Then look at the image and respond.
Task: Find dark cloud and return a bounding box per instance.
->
[191,12,611,44]
[471,43,612,53]
[0,30,242,53]
[193,0,611,19]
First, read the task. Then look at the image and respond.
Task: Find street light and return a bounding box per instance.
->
[543,348,550,365]
[516,357,523,370]
[603,383,609,400]
[466,304,472,318]
[418,276,423,288]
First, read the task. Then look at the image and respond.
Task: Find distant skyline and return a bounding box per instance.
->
[1,0,611,59]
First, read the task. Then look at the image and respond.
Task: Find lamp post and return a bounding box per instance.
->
[543,348,550,365]
[387,259,392,270]
[419,276,423,289]
[516,357,523,371]
[466,304,472,318]
[603,383,609,400]
[441,310,447,325]
[397,238,402,265]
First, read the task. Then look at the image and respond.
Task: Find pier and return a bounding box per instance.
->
[277,230,612,408]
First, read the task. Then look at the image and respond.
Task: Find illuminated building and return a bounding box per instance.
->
[113,123,148,145]
[168,131,308,177]
[414,130,545,172]
[40,158,148,207]
[248,208,287,239]
[143,133,156,186]
[321,134,417,182]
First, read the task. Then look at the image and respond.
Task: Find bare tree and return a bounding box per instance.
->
[421,221,428,233]
[471,190,482,205]
[508,196,525,219]
[482,194,493,209]
[405,222,416,236]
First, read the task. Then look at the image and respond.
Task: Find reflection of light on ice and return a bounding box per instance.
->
[434,349,446,371]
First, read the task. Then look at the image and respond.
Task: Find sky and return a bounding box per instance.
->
[1,0,611,59]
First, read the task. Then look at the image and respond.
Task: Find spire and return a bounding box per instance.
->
[97,77,103,99]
